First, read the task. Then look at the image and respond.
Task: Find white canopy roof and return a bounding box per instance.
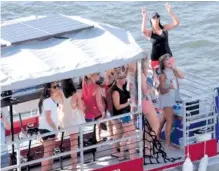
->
[1,16,144,92]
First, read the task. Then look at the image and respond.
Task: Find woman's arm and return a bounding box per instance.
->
[173,68,185,79]
[95,86,106,118]
[112,91,130,110]
[106,70,114,86]
[75,91,86,112]
[0,117,10,130]
[164,3,180,31]
[142,73,150,95]
[141,7,152,39]
[45,110,58,131]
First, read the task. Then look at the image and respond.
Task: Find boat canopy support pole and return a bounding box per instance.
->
[9,103,16,165]
[79,126,84,171]
[137,60,143,158]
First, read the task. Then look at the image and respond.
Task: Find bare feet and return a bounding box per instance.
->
[165,144,180,150]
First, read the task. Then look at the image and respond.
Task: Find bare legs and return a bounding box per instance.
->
[158,107,178,149]
[42,138,55,171]
[111,119,123,155]
[142,100,160,155]
[96,123,101,142]
[157,111,165,141]
[70,133,78,170]
[118,120,137,160]
[106,120,114,139]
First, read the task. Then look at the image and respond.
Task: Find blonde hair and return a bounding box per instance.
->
[159,53,171,72]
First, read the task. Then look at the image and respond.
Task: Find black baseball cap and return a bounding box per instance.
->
[152,12,160,19]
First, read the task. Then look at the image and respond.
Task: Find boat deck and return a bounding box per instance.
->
[29,142,185,171]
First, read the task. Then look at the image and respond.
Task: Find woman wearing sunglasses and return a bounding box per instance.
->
[38,82,61,171]
[111,70,137,161]
[158,53,184,149]
[141,2,180,70]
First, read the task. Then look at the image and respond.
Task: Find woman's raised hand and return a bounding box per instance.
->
[165,2,173,14]
[141,7,147,17]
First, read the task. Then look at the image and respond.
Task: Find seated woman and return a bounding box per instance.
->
[58,79,86,170]
[158,53,184,149]
[38,82,60,171]
[141,57,160,155]
[111,70,137,161]
[82,73,106,142]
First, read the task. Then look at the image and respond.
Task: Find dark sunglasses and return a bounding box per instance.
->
[118,76,126,80]
[152,15,160,19]
[52,84,61,89]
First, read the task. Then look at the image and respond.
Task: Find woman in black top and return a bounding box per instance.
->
[111,69,137,161]
[141,3,180,70]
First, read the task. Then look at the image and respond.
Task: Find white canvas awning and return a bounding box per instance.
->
[1,16,145,92]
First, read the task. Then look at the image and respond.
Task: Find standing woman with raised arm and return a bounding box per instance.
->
[158,53,184,149]
[141,3,180,70]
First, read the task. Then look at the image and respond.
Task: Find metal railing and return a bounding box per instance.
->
[182,92,218,150]
[1,110,143,171]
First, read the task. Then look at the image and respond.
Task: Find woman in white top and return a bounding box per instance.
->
[38,82,60,171]
[158,54,184,149]
[58,79,85,170]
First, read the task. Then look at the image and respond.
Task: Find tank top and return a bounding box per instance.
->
[112,84,131,116]
[82,82,101,119]
[159,69,177,108]
[60,95,85,129]
[150,29,172,61]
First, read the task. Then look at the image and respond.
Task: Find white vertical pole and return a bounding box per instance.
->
[183,101,187,154]
[213,94,216,139]
[16,142,21,171]
[79,126,84,171]
[137,60,143,157]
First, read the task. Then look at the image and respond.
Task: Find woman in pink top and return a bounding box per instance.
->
[82,73,106,142]
[141,57,160,156]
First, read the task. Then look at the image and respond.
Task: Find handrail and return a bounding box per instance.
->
[186,115,216,125]
[2,132,140,171]
[2,111,143,171]
[5,110,141,146]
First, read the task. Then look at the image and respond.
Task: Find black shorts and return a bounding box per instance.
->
[39,129,56,141]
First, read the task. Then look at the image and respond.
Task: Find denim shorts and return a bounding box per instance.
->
[120,115,131,124]
[1,152,9,168]
[106,111,113,118]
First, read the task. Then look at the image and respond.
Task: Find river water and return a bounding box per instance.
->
[1,1,219,93]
